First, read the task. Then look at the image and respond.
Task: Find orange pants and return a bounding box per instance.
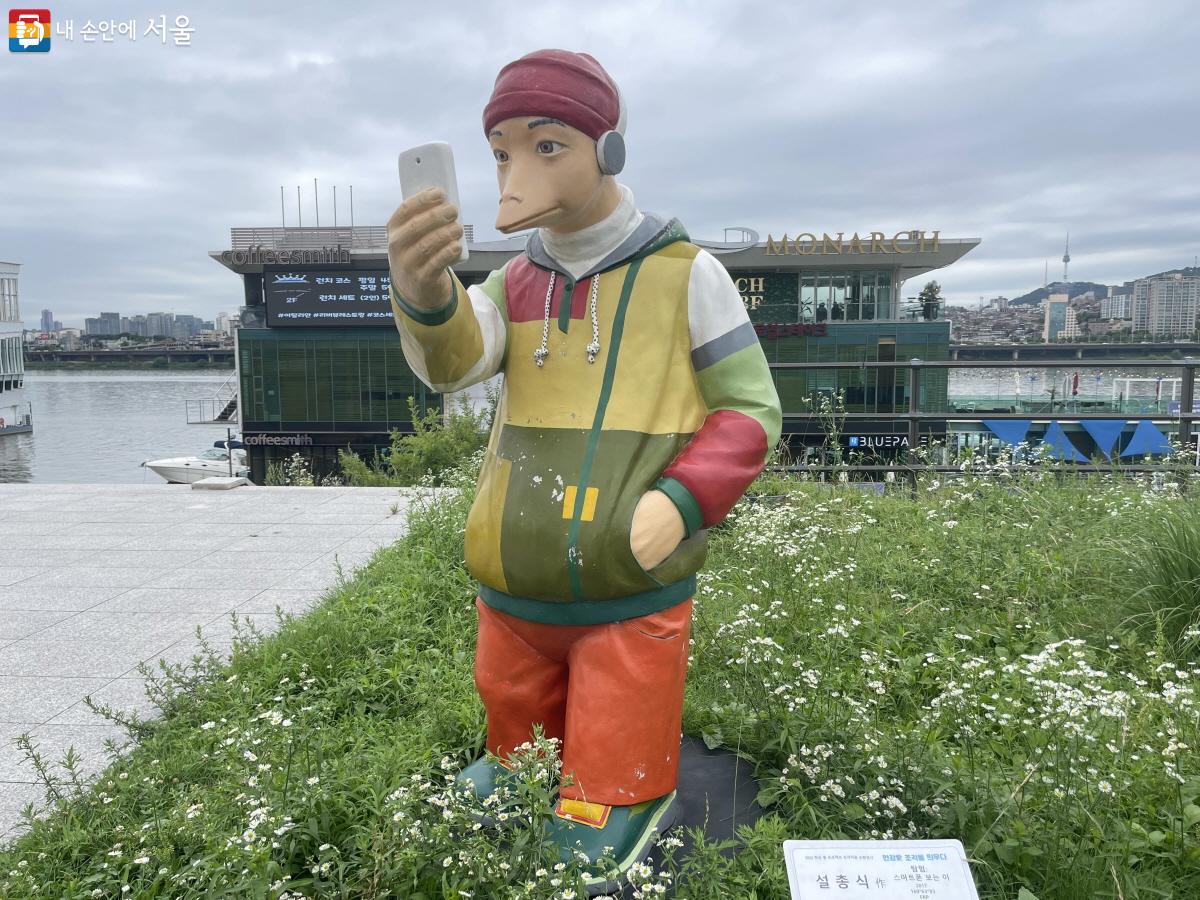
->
[474,596,692,807]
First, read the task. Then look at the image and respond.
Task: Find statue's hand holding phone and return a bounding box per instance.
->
[389,142,469,311]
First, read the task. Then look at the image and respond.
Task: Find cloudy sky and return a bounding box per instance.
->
[3,0,1198,326]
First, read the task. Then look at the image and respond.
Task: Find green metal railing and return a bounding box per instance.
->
[769,356,1197,456]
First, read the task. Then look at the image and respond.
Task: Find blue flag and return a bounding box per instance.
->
[983,419,1032,447]
[1120,420,1173,457]
[1080,420,1127,460]
[1040,421,1087,461]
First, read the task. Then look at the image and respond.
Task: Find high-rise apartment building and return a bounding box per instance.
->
[1043,293,1071,341]
[1100,293,1131,320]
[1061,306,1080,339]
[171,314,203,340]
[1132,273,1200,336]
[145,312,173,338]
[85,312,122,335]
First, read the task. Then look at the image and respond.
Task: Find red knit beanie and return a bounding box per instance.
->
[483,49,621,141]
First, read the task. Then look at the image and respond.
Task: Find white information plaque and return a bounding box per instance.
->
[784,839,980,899]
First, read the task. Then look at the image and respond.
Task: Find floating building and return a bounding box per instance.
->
[212,226,979,482]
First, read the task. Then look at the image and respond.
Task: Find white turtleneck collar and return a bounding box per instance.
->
[538,183,644,279]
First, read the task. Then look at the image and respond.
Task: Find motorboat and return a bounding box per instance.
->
[142,439,249,484]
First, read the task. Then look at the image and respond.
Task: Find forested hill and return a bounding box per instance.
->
[1010,282,1108,306]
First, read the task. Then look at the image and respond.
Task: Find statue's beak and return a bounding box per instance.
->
[495,164,561,233]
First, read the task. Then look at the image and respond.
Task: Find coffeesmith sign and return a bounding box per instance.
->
[264,270,394,327]
[241,434,314,446]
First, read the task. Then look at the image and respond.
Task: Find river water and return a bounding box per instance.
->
[0,370,236,484]
[0,366,1188,484]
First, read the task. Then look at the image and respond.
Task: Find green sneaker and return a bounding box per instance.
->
[455,756,515,826]
[547,792,680,896]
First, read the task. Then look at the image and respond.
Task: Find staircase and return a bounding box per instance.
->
[214,396,238,422]
[186,371,240,425]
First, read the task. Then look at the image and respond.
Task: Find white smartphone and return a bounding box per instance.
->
[398,142,469,263]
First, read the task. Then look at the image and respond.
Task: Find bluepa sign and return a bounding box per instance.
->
[766,231,940,256]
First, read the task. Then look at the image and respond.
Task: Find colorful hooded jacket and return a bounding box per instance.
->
[390,213,781,625]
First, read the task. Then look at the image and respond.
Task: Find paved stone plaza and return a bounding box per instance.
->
[0,482,414,844]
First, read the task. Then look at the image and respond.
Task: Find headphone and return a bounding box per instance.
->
[595,84,627,176]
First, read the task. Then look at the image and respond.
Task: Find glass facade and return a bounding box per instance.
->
[238,328,438,431]
[0,336,23,393]
[237,327,444,482]
[800,270,893,323]
[732,270,898,323]
[1044,300,1067,341]
[757,322,950,422]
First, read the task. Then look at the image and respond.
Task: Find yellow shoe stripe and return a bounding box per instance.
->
[555,798,612,829]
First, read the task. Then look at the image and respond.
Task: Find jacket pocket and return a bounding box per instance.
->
[633,528,708,586]
[630,531,670,588]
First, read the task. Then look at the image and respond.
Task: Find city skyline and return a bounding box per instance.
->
[28,307,234,333]
[25,254,1189,328]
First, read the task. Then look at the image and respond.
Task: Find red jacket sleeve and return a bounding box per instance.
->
[654,409,769,536]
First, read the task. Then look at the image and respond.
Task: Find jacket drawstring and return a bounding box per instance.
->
[534,271,601,367]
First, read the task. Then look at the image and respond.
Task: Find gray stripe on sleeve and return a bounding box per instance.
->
[690,320,759,371]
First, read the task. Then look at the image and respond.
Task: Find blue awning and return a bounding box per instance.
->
[1040,420,1087,461]
[1120,420,1173,457]
[983,419,1032,447]
[1079,420,1126,460]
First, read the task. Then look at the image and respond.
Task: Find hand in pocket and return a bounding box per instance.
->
[629,490,686,571]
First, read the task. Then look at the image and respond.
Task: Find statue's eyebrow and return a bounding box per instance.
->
[527,118,566,129]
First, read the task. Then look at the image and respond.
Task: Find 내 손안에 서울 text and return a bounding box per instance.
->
[9,11,195,48]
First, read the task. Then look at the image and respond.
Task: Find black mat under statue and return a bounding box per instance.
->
[625,735,767,896]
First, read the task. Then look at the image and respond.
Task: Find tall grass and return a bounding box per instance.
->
[1,462,1198,899]
[1119,499,1200,657]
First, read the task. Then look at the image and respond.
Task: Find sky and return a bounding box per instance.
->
[3,0,1199,326]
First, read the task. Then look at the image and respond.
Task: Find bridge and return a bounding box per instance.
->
[950,341,1200,361]
[26,348,234,364]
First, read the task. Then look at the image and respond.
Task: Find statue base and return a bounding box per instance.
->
[630,735,766,894]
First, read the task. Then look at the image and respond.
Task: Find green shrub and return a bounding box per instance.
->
[339,394,492,488]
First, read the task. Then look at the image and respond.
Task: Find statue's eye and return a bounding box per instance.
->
[536,140,564,154]
[493,149,509,163]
